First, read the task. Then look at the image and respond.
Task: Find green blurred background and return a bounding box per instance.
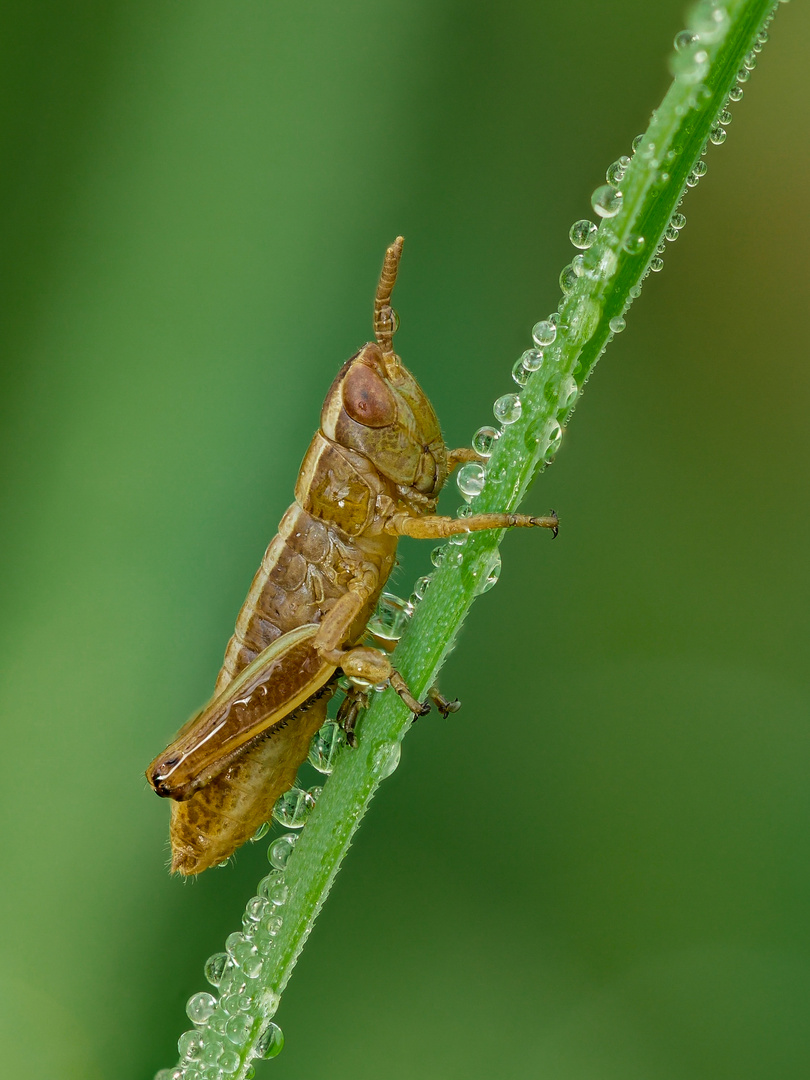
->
[1,2,808,1077]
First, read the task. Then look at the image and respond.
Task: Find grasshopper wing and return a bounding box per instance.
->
[169,688,334,874]
[147,624,336,800]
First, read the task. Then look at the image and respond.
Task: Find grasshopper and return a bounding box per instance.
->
[147,237,558,874]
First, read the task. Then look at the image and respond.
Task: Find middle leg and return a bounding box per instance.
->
[386,509,559,540]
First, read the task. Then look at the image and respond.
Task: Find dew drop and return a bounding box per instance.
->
[367,593,413,645]
[545,420,563,459]
[519,349,543,372]
[493,394,522,426]
[568,296,601,341]
[254,1022,285,1060]
[474,550,502,595]
[558,264,578,296]
[569,219,598,249]
[743,51,757,70]
[236,990,256,1013]
[728,85,743,102]
[688,0,730,41]
[236,942,262,978]
[512,357,532,386]
[629,284,642,299]
[591,184,623,218]
[665,225,678,241]
[605,155,630,185]
[267,833,297,870]
[670,211,686,230]
[373,740,401,779]
[718,109,732,126]
[244,896,270,925]
[219,968,247,1001]
[693,160,708,177]
[673,29,698,50]
[201,1036,224,1066]
[258,912,284,941]
[225,933,244,957]
[219,1049,241,1075]
[472,425,500,457]
[736,67,751,83]
[622,233,645,256]
[532,319,557,346]
[154,1070,182,1080]
[201,1058,225,1080]
[225,1013,252,1045]
[609,316,626,334]
[208,1013,228,1036]
[205,953,229,988]
[412,575,432,600]
[272,787,315,829]
[440,542,464,567]
[250,822,270,843]
[571,254,587,278]
[650,257,664,272]
[258,871,289,907]
[457,462,486,500]
[709,125,727,145]
[561,375,578,408]
[179,1030,205,1060]
[307,721,343,775]
[669,43,709,82]
[187,992,218,1027]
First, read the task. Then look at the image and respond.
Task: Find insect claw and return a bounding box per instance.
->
[428,686,461,718]
[336,686,366,747]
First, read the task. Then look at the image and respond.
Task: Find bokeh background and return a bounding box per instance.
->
[1,1,808,1077]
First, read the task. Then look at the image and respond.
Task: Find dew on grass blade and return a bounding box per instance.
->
[493,394,522,425]
[591,184,623,218]
[267,833,297,870]
[457,462,486,500]
[569,219,598,249]
[272,788,315,829]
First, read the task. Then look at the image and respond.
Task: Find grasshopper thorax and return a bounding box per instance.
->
[320,342,448,509]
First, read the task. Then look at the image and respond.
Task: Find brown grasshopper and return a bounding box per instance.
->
[147,237,557,874]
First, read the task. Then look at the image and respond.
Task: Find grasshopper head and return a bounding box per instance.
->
[320,238,448,508]
[321,342,448,508]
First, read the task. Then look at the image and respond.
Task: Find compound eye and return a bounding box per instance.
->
[342,364,397,428]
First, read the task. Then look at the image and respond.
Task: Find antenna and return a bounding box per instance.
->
[373,236,404,355]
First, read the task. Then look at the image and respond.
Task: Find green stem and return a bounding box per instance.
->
[161,3,781,1077]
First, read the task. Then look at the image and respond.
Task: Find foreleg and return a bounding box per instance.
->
[447,447,486,472]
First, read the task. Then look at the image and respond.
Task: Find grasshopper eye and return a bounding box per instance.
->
[342,364,397,428]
